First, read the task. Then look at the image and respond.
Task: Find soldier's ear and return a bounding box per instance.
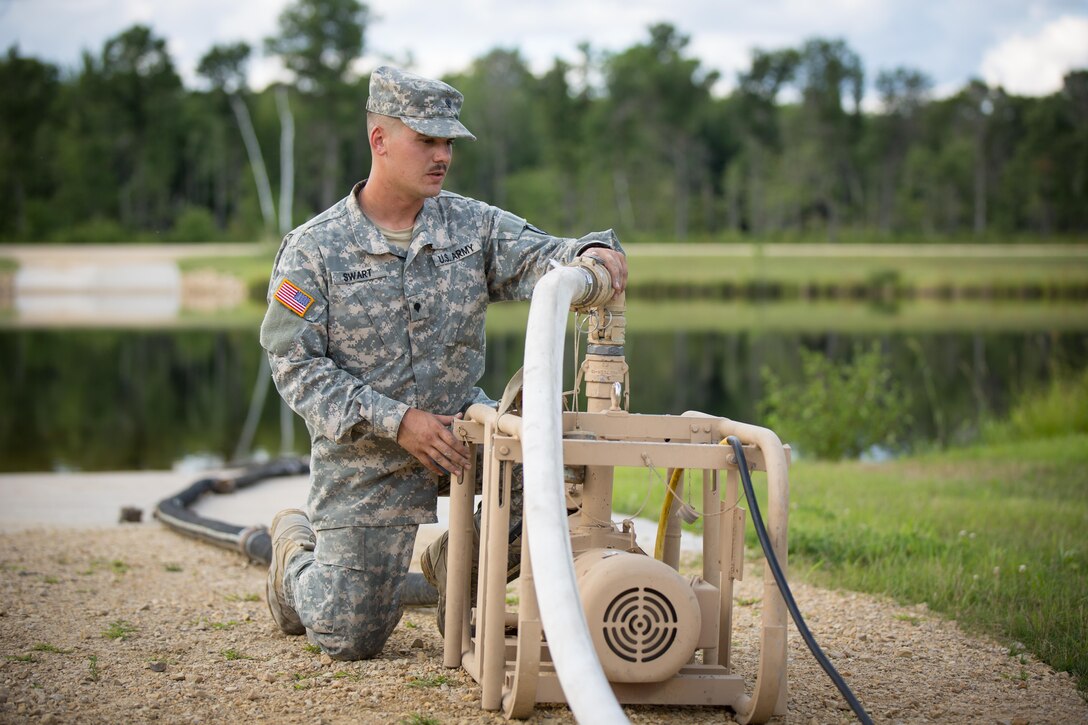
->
[370,124,387,155]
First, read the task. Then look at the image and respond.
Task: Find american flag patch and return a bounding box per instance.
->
[274,279,315,317]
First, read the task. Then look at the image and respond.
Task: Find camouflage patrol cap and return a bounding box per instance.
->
[366,65,476,141]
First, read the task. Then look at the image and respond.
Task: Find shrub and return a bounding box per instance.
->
[984,368,1088,443]
[170,206,220,242]
[61,216,128,243]
[760,343,911,460]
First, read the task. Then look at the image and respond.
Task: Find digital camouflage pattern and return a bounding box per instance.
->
[366,65,476,141]
[260,180,621,531]
[284,523,418,660]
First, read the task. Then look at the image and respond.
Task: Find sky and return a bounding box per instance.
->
[2,0,1088,107]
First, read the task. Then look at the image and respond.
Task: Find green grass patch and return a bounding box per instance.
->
[177,247,276,286]
[623,242,1088,290]
[984,367,1088,442]
[208,619,241,631]
[221,648,250,661]
[333,670,360,681]
[81,558,132,576]
[31,643,71,654]
[6,654,35,663]
[107,555,128,574]
[166,242,1088,333]
[400,715,440,725]
[102,620,137,640]
[615,434,1088,693]
[483,298,1088,336]
[224,592,261,603]
[407,674,453,688]
[177,233,1088,291]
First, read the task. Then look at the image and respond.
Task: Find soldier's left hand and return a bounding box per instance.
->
[397,408,470,477]
[581,248,628,293]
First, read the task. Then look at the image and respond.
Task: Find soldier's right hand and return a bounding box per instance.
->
[396,408,470,477]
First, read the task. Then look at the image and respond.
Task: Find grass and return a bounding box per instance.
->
[207,619,241,631]
[407,674,453,688]
[483,298,1088,335]
[31,643,71,654]
[333,670,360,681]
[623,242,1088,289]
[613,432,1088,694]
[178,240,1088,294]
[107,559,129,575]
[789,437,1088,691]
[102,620,137,641]
[166,242,1088,333]
[400,715,440,725]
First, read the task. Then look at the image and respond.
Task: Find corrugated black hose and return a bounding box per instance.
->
[153,458,439,606]
[727,436,873,725]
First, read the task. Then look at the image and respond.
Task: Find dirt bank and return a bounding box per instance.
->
[1,526,1084,724]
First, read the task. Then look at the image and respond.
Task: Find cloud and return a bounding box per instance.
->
[980,15,1088,95]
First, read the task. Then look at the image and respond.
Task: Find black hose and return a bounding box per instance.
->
[727,436,873,725]
[153,457,439,606]
[154,458,308,560]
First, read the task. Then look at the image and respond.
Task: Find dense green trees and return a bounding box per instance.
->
[1,12,1085,243]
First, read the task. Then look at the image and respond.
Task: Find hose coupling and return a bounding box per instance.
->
[568,255,615,311]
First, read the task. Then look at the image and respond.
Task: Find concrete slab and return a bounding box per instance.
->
[0,470,451,569]
[0,470,699,565]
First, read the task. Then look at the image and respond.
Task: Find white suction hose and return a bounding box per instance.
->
[521,266,629,724]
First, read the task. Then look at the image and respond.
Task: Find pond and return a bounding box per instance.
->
[2,300,1085,472]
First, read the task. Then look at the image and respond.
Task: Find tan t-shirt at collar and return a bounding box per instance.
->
[373,221,415,252]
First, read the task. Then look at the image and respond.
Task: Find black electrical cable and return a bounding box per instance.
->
[727,436,873,725]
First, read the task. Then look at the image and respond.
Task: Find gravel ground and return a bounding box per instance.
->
[1,526,1084,725]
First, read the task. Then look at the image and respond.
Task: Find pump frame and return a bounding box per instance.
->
[441,408,791,722]
[438,260,792,722]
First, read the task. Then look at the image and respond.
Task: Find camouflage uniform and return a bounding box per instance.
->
[261,157,621,656]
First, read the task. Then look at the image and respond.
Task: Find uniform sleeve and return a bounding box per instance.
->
[482,209,624,302]
[461,386,498,413]
[259,238,409,443]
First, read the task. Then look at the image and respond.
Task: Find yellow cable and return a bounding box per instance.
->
[653,467,684,560]
[652,438,731,560]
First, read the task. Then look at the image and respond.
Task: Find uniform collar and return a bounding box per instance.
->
[348,180,459,257]
[346,180,396,256]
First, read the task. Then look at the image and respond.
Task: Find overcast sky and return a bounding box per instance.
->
[3,0,1088,105]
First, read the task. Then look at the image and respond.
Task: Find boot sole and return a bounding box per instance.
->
[267,509,308,636]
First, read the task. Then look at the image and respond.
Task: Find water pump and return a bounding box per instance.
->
[440,257,792,723]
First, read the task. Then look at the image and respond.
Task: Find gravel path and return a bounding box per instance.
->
[1,526,1084,724]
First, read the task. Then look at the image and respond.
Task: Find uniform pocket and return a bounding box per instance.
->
[327,266,401,372]
[432,247,487,349]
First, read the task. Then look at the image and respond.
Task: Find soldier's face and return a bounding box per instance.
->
[385,124,454,200]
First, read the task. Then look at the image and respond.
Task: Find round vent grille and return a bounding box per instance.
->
[601,586,680,663]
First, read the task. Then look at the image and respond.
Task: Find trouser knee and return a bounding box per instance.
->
[307,626,390,661]
[287,524,417,661]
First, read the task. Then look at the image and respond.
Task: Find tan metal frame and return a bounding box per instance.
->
[442,404,792,722]
[440,270,790,721]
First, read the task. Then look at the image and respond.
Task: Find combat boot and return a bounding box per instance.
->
[420,509,521,635]
[266,508,315,636]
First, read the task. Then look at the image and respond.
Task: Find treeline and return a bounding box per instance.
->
[2,0,1087,244]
